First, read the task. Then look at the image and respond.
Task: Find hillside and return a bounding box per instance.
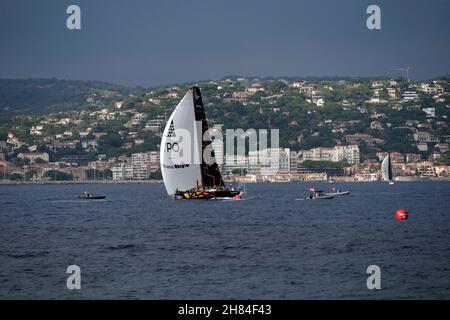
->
[0,78,134,121]
[0,76,449,165]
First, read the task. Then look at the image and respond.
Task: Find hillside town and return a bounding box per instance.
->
[0,76,449,183]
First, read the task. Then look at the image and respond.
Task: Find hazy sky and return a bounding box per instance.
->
[1,0,449,87]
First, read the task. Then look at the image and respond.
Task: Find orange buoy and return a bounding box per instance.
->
[396,209,408,220]
[234,194,241,200]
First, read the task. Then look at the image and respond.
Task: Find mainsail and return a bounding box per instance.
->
[160,87,224,195]
[192,87,225,190]
[381,154,393,181]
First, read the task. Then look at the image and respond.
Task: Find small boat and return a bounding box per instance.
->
[307,188,334,200]
[325,187,350,196]
[160,87,242,200]
[78,191,106,200]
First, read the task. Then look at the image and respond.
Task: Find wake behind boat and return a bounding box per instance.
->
[160,86,242,200]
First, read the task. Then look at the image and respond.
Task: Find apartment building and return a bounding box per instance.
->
[300,145,360,164]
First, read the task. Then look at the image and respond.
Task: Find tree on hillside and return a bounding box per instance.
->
[44,170,73,181]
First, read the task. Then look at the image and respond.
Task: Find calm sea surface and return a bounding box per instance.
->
[0,182,449,299]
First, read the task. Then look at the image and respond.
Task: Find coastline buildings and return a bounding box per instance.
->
[0,77,448,183]
[222,154,248,176]
[248,147,296,176]
[210,124,224,169]
[112,151,160,181]
[112,163,133,181]
[413,132,439,143]
[131,153,148,180]
[222,147,297,180]
[17,152,49,164]
[406,153,422,163]
[300,145,360,164]
[418,83,444,95]
[402,91,420,102]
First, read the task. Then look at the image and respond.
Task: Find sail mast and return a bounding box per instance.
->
[192,86,225,189]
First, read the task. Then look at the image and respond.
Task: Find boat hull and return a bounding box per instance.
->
[78,196,106,200]
[308,195,334,200]
[325,191,350,196]
[175,189,240,200]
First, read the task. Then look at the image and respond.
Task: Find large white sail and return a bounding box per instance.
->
[160,89,202,195]
[381,154,393,181]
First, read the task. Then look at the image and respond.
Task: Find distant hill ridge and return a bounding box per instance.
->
[1,75,448,122]
[0,78,133,121]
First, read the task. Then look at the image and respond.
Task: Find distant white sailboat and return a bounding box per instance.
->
[160,86,241,200]
[381,153,395,185]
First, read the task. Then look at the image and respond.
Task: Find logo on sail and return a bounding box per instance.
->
[167,120,176,137]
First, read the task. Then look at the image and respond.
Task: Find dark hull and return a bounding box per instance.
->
[78,196,106,200]
[308,195,334,200]
[175,189,240,200]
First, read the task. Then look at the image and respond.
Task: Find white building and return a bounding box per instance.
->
[246,83,265,94]
[422,107,435,117]
[301,145,360,164]
[145,119,164,132]
[413,132,439,143]
[81,140,98,152]
[314,98,325,107]
[17,152,49,163]
[402,91,419,102]
[248,148,294,176]
[223,154,249,175]
[406,153,421,163]
[289,81,305,88]
[354,173,378,181]
[210,124,224,168]
[419,83,444,95]
[129,151,161,179]
[112,163,133,181]
[387,87,397,99]
[132,113,147,121]
[146,151,160,163]
[371,81,384,88]
[131,153,149,180]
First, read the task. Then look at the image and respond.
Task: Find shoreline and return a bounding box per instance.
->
[0,177,449,185]
[0,180,164,185]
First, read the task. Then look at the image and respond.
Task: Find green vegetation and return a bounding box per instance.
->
[0,79,132,121]
[9,173,23,181]
[43,170,73,181]
[436,154,450,165]
[0,76,448,164]
[85,169,112,180]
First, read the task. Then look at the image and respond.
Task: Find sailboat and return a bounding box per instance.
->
[160,86,241,200]
[381,153,395,185]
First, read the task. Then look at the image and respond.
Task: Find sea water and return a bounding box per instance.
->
[0,182,449,299]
